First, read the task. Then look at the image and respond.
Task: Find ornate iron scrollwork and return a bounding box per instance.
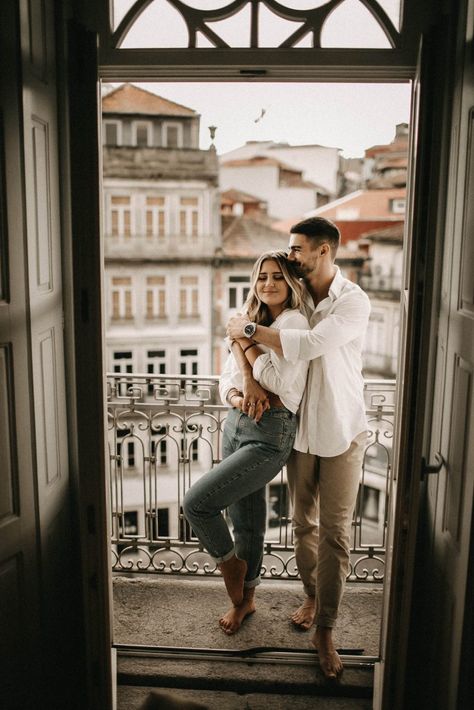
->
[111,0,400,50]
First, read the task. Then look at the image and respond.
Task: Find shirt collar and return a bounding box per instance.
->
[328,266,345,300]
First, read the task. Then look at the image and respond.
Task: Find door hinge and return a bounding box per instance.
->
[421,452,445,480]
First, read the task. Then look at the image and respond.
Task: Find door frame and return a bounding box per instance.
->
[68,1,455,707]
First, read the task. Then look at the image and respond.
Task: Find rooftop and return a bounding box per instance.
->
[221,215,289,257]
[102,83,197,117]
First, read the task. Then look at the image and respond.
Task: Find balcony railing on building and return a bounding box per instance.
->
[107,374,395,583]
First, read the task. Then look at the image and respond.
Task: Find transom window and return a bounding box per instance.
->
[109,0,403,50]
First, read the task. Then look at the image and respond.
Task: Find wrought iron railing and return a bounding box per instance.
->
[107,374,395,583]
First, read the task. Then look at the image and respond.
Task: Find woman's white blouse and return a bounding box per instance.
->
[219,309,310,414]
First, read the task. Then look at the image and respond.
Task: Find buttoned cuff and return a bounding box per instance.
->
[280,328,301,364]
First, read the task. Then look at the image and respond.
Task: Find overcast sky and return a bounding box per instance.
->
[110,2,409,157]
[136,81,411,158]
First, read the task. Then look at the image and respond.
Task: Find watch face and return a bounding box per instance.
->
[244,322,256,337]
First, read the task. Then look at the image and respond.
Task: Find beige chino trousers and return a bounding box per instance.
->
[286,431,367,628]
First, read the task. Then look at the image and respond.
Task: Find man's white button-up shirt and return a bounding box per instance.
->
[279,267,370,457]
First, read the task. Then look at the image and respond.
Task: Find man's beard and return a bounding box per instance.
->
[293,262,308,277]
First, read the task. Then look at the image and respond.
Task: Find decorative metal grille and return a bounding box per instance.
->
[108,372,395,583]
[110,0,402,50]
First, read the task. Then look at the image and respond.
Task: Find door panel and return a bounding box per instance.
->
[406,1,474,707]
[0,0,76,706]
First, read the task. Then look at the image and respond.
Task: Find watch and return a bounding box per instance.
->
[243,321,257,338]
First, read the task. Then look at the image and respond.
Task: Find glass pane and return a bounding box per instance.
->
[111,0,135,32]
[146,210,153,237]
[205,3,251,48]
[321,0,392,48]
[179,211,186,235]
[377,0,401,31]
[166,126,179,147]
[258,4,304,48]
[120,1,188,48]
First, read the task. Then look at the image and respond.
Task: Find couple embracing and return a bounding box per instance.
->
[183,216,370,680]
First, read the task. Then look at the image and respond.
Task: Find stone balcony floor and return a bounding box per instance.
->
[113,575,383,709]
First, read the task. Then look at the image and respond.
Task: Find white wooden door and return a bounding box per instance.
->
[415,2,474,706]
[378,3,474,708]
[0,1,74,706]
[0,3,42,706]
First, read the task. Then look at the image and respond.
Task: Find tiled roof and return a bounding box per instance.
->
[102,83,196,117]
[221,155,301,172]
[365,137,409,158]
[221,188,266,204]
[308,188,406,219]
[359,223,404,241]
[221,216,288,257]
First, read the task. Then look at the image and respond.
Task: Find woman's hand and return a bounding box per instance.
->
[229,394,244,411]
[242,379,270,422]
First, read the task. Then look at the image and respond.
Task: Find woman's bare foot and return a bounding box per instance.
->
[219,587,256,635]
[218,555,247,606]
[312,625,343,680]
[290,596,315,630]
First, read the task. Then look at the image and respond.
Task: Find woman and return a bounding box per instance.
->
[183,250,309,634]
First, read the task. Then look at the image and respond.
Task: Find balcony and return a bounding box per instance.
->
[110,374,393,705]
[107,374,394,582]
[104,232,217,260]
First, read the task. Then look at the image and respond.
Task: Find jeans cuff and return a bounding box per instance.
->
[244,576,261,589]
[213,546,235,564]
[315,614,336,628]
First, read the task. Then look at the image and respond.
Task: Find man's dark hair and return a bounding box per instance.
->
[290,216,340,259]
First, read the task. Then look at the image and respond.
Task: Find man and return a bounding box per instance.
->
[227,216,370,679]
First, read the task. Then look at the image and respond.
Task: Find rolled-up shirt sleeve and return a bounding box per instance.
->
[218,352,236,405]
[253,311,309,394]
[281,291,370,363]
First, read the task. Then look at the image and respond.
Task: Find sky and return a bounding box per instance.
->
[132,81,411,158]
[109,1,410,158]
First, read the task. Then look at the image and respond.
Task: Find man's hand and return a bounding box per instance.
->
[242,378,270,422]
[227,314,250,341]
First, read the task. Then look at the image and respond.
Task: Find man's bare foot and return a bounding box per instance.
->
[218,555,247,606]
[312,625,343,680]
[290,596,315,630]
[219,588,256,635]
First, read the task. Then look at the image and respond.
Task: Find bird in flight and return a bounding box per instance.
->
[254,108,266,123]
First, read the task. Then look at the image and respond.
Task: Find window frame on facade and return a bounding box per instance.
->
[145,194,168,240]
[132,119,153,147]
[178,195,200,240]
[390,197,406,214]
[103,119,122,146]
[110,275,134,320]
[178,275,200,319]
[162,121,183,148]
[108,193,133,239]
[227,274,251,311]
[145,276,167,320]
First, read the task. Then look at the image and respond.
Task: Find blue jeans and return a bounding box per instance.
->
[183,407,296,587]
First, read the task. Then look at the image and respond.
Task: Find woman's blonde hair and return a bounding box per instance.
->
[243,250,305,325]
